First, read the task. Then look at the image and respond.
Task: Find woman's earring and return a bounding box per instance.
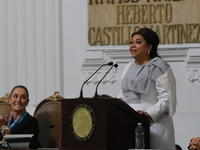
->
[148,50,150,55]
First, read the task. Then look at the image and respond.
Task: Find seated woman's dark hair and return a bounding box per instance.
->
[10,85,29,99]
[175,144,182,150]
[132,28,160,58]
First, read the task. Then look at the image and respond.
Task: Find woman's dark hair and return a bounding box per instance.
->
[132,28,160,58]
[175,144,182,150]
[10,85,29,99]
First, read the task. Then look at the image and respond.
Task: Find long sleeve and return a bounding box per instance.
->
[156,67,177,117]
[146,80,169,122]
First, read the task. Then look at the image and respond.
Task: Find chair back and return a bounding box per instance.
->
[34,92,63,148]
[0,93,12,118]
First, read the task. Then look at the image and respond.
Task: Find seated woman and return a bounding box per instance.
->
[0,85,41,149]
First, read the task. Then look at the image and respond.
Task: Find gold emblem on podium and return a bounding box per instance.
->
[71,104,96,141]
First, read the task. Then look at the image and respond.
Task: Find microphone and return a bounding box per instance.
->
[79,62,113,98]
[22,124,55,133]
[93,63,118,98]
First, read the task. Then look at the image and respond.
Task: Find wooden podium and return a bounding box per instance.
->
[62,98,150,150]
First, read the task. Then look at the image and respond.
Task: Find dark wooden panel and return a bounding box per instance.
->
[61,98,149,150]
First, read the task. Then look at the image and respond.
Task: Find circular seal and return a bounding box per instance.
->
[71,104,96,141]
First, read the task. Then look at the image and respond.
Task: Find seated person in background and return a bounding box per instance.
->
[0,85,41,149]
[176,144,182,150]
[189,137,200,150]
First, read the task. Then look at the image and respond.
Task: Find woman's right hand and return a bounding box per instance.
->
[136,110,150,118]
[0,114,8,127]
[189,137,200,150]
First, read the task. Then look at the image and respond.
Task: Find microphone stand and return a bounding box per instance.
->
[93,64,118,98]
[79,62,113,98]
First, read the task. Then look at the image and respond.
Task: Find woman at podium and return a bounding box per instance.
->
[0,85,41,149]
[117,28,177,150]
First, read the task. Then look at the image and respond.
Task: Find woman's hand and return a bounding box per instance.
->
[136,110,151,118]
[189,137,200,150]
[0,114,8,127]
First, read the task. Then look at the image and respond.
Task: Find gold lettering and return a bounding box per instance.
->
[123,0,130,2]
[170,25,176,44]
[180,24,187,43]
[187,24,193,43]
[95,27,103,45]
[176,24,181,44]
[71,113,74,119]
[156,4,164,23]
[89,0,103,5]
[131,0,139,2]
[132,5,140,24]
[107,0,115,4]
[116,4,172,25]
[117,26,126,45]
[125,5,132,24]
[147,0,161,2]
[165,4,172,23]
[134,26,140,32]
[141,5,148,24]
[112,27,118,45]
[104,27,111,45]
[149,4,156,24]
[155,25,161,43]
[196,25,200,43]
[193,24,198,43]
[88,28,95,46]
[117,5,125,25]
[83,104,88,109]
[126,26,132,44]
[120,26,123,44]
[163,25,170,44]
[148,25,154,30]
[119,0,141,3]
[117,27,121,44]
[187,24,198,43]
[88,25,200,46]
[78,137,82,141]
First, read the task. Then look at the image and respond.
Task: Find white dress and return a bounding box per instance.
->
[117,58,176,150]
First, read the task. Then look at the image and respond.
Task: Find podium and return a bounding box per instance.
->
[62,98,150,150]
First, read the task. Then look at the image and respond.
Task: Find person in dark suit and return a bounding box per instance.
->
[0,85,41,149]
